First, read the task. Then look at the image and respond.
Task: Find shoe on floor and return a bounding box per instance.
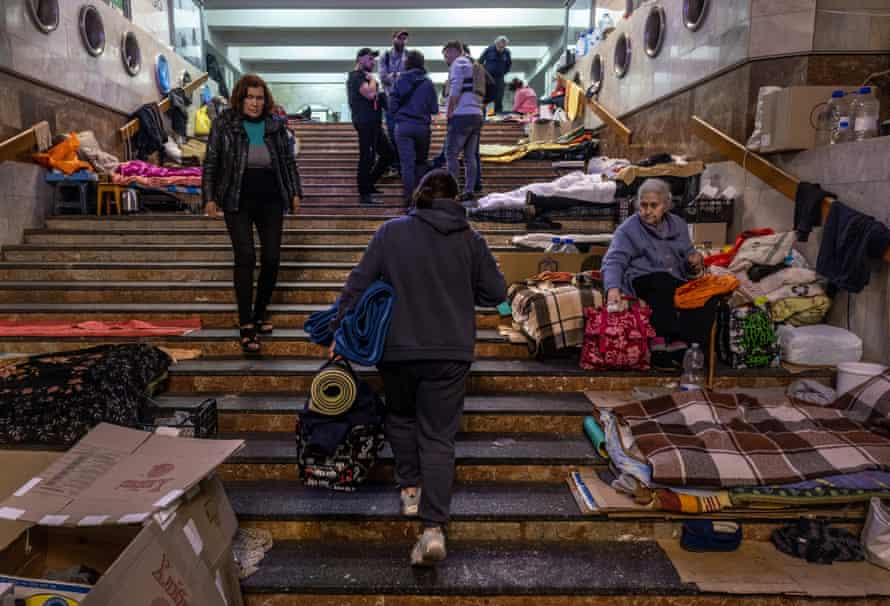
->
[360,194,381,205]
[401,488,421,517]
[410,527,446,567]
[650,337,667,352]
[666,340,688,353]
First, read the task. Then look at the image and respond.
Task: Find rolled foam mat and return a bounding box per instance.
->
[309,362,357,416]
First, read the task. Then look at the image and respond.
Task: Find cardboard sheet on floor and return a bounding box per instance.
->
[567,471,650,515]
[660,540,890,597]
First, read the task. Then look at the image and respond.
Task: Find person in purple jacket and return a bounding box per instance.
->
[601,178,709,369]
[389,50,440,205]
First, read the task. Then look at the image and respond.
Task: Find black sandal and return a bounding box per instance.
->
[255,320,274,334]
[240,324,261,354]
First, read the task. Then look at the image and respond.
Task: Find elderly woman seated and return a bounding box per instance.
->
[601,178,714,369]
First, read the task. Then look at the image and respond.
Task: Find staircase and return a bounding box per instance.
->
[0,120,848,605]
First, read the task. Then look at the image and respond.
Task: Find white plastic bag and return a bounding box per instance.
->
[777,324,863,367]
[747,86,782,151]
[862,497,890,569]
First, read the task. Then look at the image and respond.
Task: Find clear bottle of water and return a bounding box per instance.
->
[680,343,705,391]
[575,33,585,57]
[853,86,880,141]
[545,237,562,252]
[559,238,580,254]
[829,90,853,145]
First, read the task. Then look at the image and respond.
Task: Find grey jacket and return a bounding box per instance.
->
[602,213,695,296]
[336,199,507,362]
[202,109,302,212]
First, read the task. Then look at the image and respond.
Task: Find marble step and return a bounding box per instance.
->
[0,261,357,282]
[0,328,527,360]
[228,480,863,543]
[166,357,829,395]
[157,392,591,435]
[0,302,502,328]
[22,227,546,246]
[219,431,601,483]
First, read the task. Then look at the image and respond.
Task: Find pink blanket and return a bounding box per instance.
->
[0,319,202,337]
[116,160,202,178]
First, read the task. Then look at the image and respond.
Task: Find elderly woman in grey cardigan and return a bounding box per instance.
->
[601,178,710,369]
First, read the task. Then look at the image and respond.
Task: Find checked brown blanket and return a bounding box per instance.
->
[508,282,602,356]
[610,388,890,488]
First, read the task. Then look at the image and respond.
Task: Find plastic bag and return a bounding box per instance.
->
[195,105,211,136]
[862,497,890,569]
[777,324,862,366]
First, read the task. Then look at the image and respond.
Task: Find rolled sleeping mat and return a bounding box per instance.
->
[583,416,608,459]
[309,362,357,416]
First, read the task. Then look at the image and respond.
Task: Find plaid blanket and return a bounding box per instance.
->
[609,390,890,488]
[508,282,602,356]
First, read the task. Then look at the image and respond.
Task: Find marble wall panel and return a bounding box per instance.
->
[749,9,816,57]
[815,0,890,52]
[0,162,53,249]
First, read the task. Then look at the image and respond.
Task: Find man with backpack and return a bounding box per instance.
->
[442,40,483,204]
[380,31,409,174]
[479,35,512,115]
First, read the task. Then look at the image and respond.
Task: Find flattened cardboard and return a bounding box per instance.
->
[660,540,890,597]
[0,451,61,552]
[498,250,606,286]
[0,423,243,527]
[566,471,649,515]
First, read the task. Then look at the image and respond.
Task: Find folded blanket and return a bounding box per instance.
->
[305,281,395,366]
[610,390,890,487]
[508,282,602,355]
[674,274,739,309]
[731,470,890,507]
[728,232,795,273]
[771,295,831,326]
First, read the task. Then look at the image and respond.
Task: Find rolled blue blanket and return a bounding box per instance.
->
[305,301,339,346]
[334,281,395,366]
[304,281,395,366]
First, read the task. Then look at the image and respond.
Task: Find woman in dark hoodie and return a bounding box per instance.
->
[331,170,507,567]
[389,50,440,204]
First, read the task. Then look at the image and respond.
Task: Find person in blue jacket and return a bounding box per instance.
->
[478,35,512,114]
[389,50,440,205]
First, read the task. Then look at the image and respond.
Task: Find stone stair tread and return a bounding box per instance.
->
[0,301,497,314]
[0,261,357,269]
[0,327,507,343]
[156,392,592,415]
[169,357,828,379]
[227,481,582,520]
[0,280,347,290]
[224,431,601,465]
[239,539,689,596]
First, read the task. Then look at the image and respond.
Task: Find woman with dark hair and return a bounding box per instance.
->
[203,74,303,354]
[508,78,539,115]
[390,50,439,205]
[331,169,506,567]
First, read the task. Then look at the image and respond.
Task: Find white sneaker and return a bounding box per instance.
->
[410,527,447,567]
[400,488,421,517]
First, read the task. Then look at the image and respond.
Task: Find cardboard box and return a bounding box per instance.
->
[498,250,606,285]
[688,223,727,247]
[0,423,244,606]
[760,85,879,153]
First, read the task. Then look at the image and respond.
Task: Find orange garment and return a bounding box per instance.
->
[674,275,739,309]
[32,132,93,175]
[704,228,774,268]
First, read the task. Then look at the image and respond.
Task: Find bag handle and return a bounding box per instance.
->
[630,302,649,358]
[318,357,357,378]
[598,306,610,355]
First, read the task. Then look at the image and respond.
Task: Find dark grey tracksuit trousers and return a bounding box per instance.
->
[378,360,471,527]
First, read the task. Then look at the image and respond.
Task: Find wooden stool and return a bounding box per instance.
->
[96,183,124,216]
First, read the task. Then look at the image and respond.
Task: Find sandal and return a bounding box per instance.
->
[255,320,274,334]
[239,324,261,354]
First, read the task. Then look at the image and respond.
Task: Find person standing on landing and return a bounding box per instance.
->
[443,40,483,205]
[389,50,439,205]
[348,48,395,205]
[330,170,507,567]
[380,30,409,175]
[203,74,302,354]
[479,35,512,115]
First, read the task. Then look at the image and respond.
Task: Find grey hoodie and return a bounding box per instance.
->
[336,199,507,363]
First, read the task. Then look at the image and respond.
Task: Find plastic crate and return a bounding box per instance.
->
[139,397,218,438]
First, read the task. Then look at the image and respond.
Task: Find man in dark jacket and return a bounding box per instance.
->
[332,170,507,567]
[389,50,439,204]
[479,35,512,114]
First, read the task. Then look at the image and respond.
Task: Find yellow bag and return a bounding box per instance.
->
[195,105,211,136]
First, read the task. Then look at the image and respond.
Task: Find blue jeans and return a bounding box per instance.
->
[445,115,483,194]
[395,122,431,202]
[432,136,482,191]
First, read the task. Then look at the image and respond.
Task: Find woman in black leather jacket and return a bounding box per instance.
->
[203,74,302,353]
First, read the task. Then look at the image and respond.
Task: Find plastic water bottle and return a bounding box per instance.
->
[829,90,853,145]
[853,86,880,141]
[559,239,580,254]
[545,237,562,252]
[575,33,585,57]
[680,343,705,391]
